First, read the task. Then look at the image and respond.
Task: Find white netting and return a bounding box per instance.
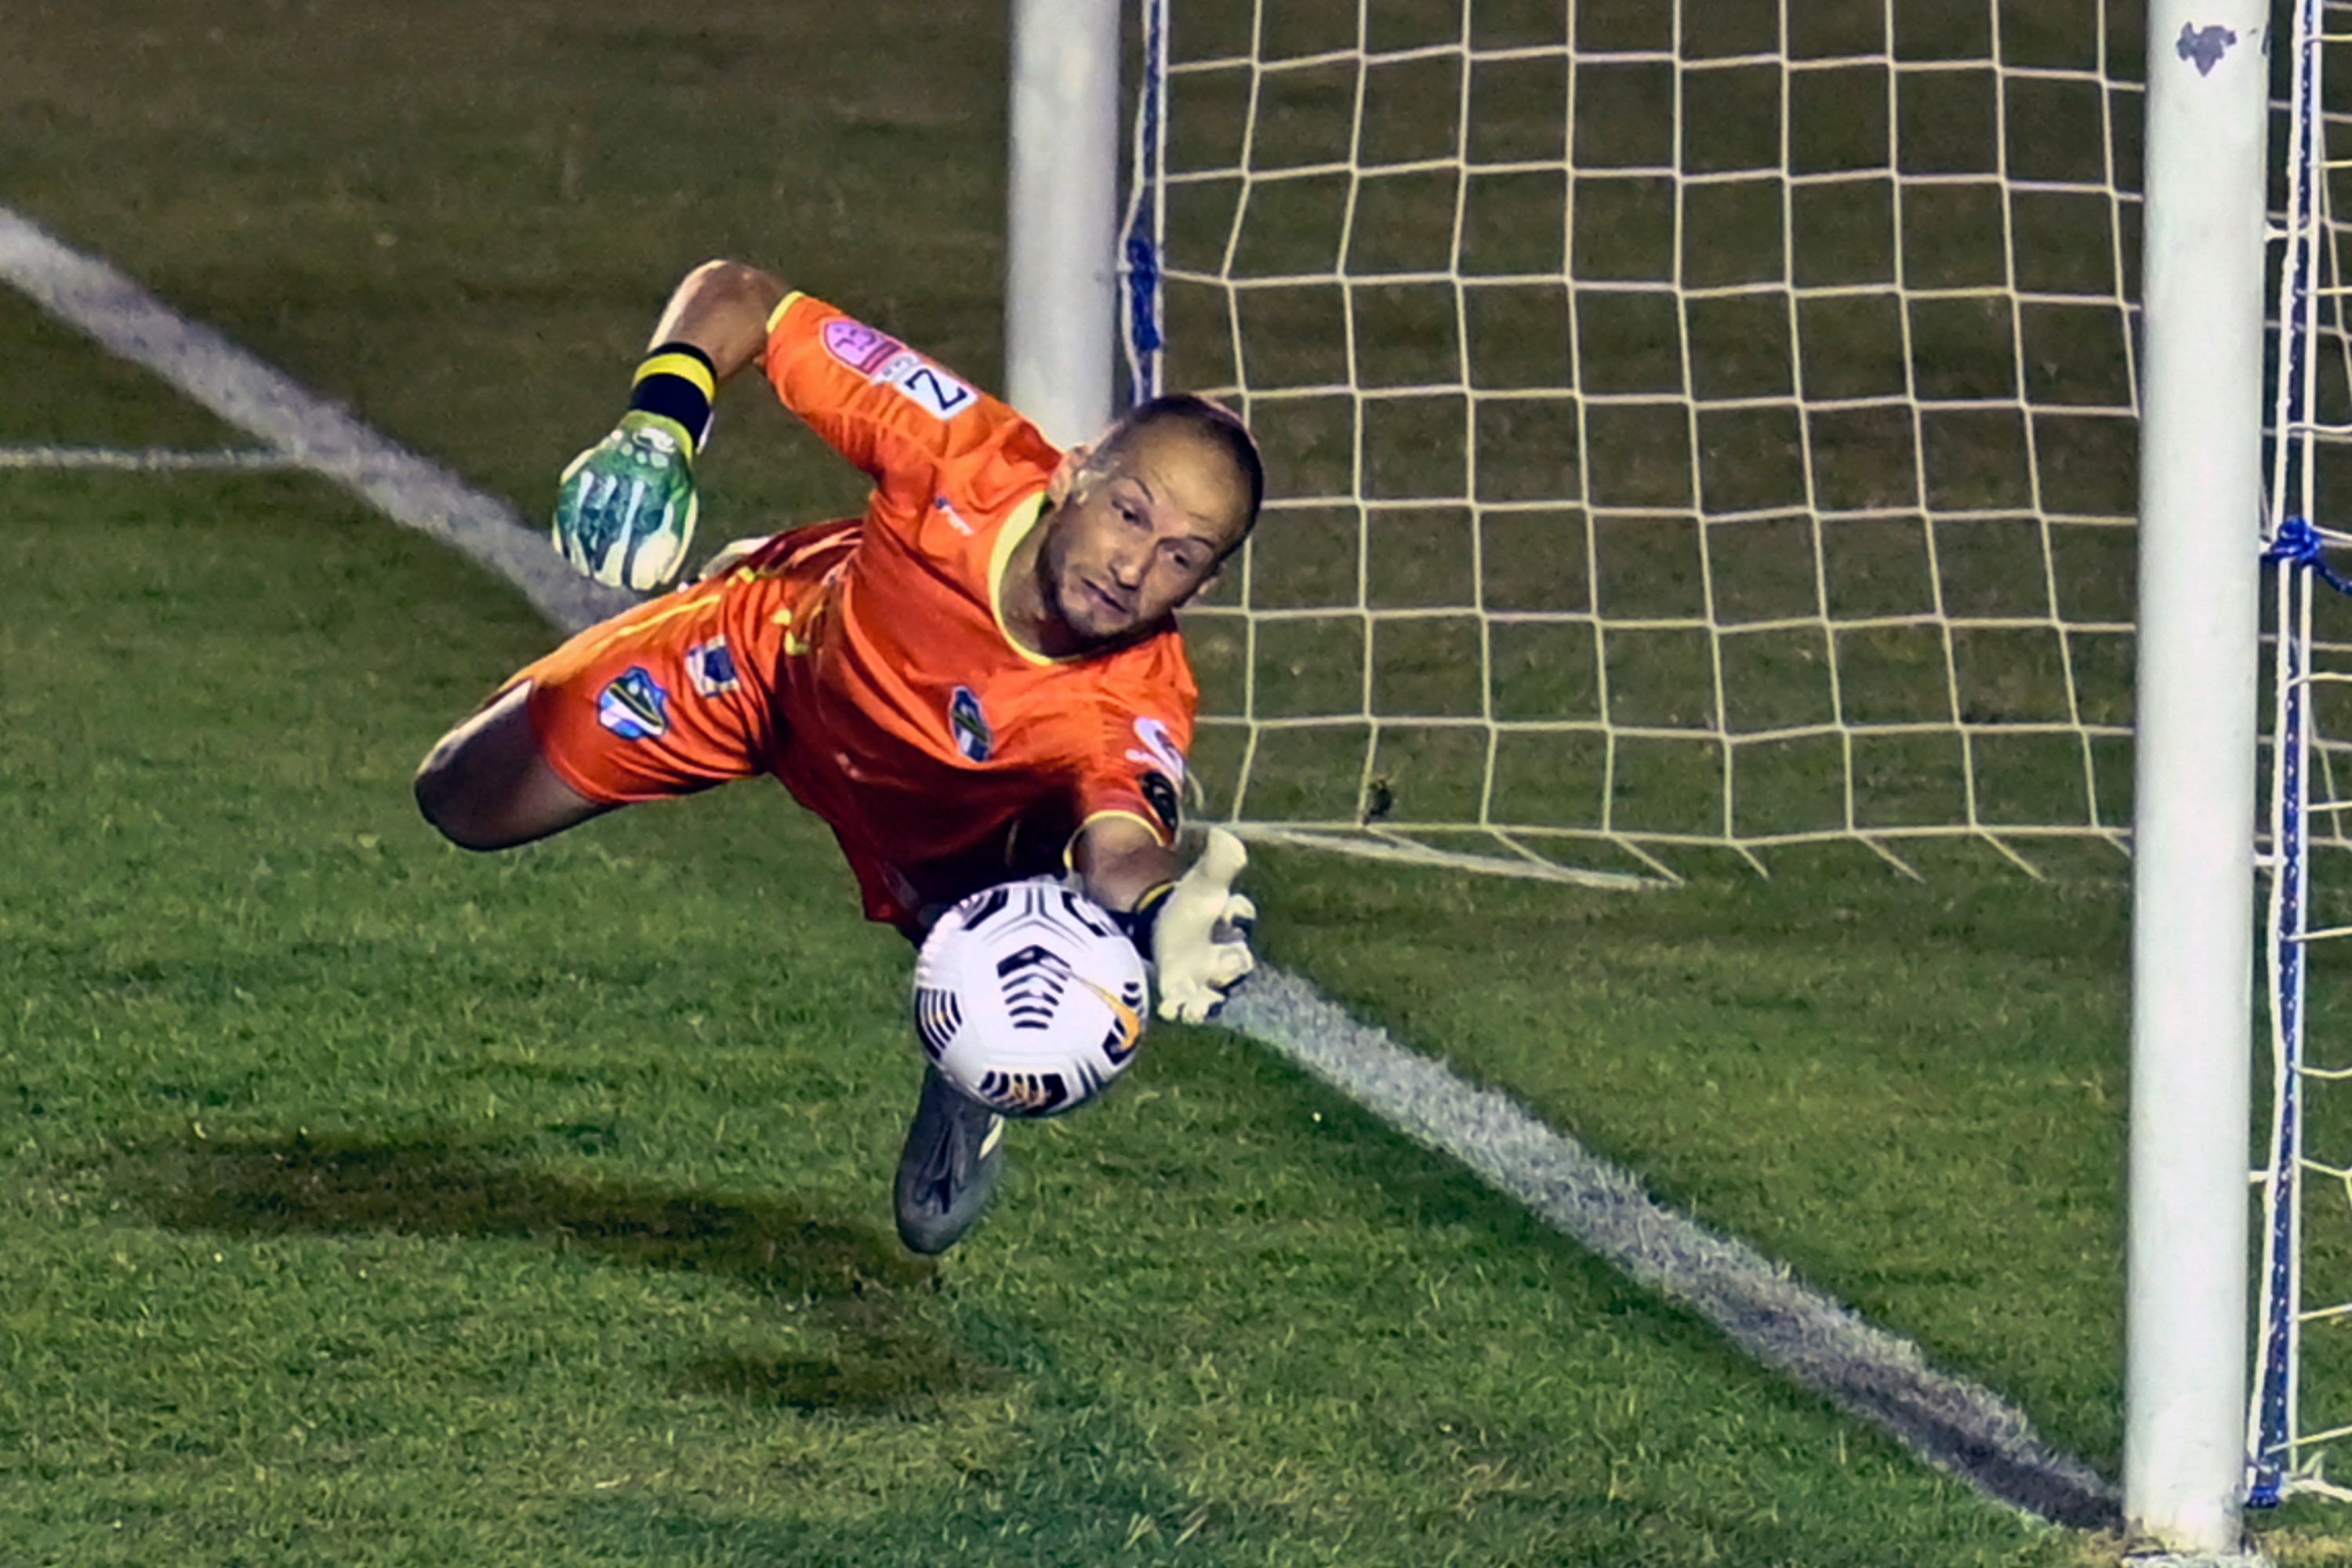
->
[1127,0,2150,882]
[2252,0,2352,1507]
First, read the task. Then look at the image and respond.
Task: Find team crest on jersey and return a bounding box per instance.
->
[597,666,669,741]
[684,636,739,699]
[821,318,906,377]
[948,685,993,762]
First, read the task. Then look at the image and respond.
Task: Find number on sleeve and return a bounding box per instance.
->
[896,364,977,421]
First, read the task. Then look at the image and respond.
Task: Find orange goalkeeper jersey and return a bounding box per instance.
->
[517,292,1199,932]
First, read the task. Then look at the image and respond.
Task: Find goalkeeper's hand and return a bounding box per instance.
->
[551,411,700,590]
[1150,828,1257,1025]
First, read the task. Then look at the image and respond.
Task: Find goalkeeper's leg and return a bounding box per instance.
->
[893,1065,1007,1254]
[417,557,789,853]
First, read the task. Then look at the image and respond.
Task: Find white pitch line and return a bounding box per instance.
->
[1220,971,2118,1529]
[0,199,2123,1534]
[0,207,630,637]
[1226,824,1663,892]
[0,443,303,472]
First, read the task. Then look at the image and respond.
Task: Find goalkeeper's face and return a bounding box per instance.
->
[1040,429,1250,645]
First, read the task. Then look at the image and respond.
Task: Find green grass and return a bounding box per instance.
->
[0,0,2342,1561]
[0,291,247,451]
[0,466,2074,1563]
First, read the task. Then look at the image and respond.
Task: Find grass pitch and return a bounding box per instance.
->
[0,463,2068,1564]
[0,0,2339,1562]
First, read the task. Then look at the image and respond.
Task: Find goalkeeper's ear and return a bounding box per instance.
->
[1046,442,1096,506]
[1177,564,1224,608]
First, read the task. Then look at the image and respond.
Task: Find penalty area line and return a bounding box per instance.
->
[0,443,306,472]
[0,205,630,637]
[0,198,2119,1534]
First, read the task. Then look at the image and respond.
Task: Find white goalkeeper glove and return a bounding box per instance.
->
[1143,827,1257,1025]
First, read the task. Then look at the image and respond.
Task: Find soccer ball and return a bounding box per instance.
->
[911,878,1150,1117]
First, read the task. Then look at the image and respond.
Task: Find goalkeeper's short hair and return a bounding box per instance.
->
[1090,394,1265,553]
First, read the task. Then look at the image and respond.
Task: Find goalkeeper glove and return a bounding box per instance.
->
[552,344,716,590]
[1139,827,1258,1025]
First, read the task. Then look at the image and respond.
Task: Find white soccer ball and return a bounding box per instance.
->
[911,878,1150,1117]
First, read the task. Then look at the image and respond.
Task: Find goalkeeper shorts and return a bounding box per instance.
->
[508,520,859,805]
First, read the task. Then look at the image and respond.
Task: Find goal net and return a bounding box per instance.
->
[1123,0,2147,884]
[2251,0,2352,1508]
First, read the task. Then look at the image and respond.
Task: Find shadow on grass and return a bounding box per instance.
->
[102,1130,990,1412]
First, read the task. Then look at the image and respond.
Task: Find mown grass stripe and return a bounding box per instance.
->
[0,196,2122,1535]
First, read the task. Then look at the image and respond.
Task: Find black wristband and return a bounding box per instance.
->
[628,341,717,452]
[1109,881,1176,955]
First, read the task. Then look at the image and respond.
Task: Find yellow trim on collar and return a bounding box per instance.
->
[766,291,806,333]
[988,491,1077,667]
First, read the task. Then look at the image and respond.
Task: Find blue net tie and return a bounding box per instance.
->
[2267,515,2352,596]
[1124,230,1162,357]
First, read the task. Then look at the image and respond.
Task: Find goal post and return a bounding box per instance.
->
[2123,0,2268,1552]
[1004,0,1122,448]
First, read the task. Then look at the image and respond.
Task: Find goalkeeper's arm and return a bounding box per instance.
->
[554,260,788,589]
[1076,817,1257,1025]
[641,260,786,379]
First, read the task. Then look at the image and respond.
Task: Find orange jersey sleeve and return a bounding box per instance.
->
[1063,650,1200,851]
[762,292,1040,520]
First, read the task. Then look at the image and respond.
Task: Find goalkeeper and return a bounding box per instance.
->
[413,260,1260,1255]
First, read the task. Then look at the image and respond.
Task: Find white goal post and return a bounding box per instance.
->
[2125,0,2266,1552]
[1004,0,2290,1553]
[1004,0,1123,448]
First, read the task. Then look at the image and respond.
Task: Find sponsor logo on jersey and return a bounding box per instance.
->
[597,666,669,741]
[882,863,924,920]
[1126,716,1187,837]
[684,635,739,699]
[821,318,906,376]
[1125,715,1187,785]
[933,495,978,535]
[948,685,993,762]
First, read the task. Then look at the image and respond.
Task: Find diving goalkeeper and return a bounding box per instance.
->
[413,260,1259,1255]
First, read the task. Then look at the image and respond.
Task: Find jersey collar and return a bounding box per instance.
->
[988,490,1081,666]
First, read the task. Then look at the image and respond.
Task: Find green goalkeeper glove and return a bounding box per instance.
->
[1149,828,1258,1025]
[551,410,702,590]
